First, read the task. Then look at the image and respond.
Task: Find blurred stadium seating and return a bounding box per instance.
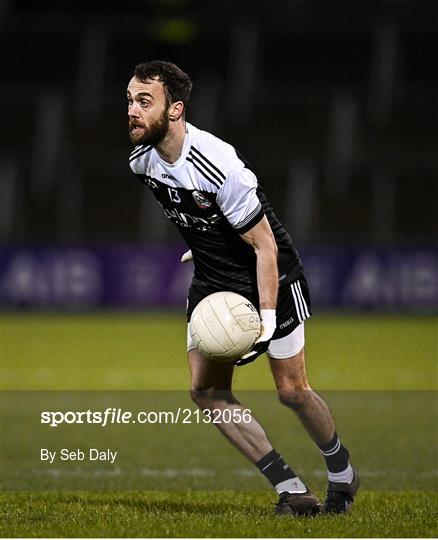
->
[0,0,436,309]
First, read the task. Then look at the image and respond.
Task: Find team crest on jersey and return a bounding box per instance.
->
[192,190,211,209]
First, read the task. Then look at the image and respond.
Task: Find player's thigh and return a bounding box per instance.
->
[187,325,234,391]
[268,324,311,391]
[267,276,312,390]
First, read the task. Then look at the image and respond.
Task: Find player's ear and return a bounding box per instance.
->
[169,101,184,121]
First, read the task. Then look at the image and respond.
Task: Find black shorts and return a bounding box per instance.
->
[186,274,312,340]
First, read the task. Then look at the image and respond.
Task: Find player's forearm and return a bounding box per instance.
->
[239,216,279,310]
[255,244,279,310]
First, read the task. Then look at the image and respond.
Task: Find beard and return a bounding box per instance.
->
[128,108,169,146]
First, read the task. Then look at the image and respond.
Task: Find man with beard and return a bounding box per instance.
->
[127,60,359,515]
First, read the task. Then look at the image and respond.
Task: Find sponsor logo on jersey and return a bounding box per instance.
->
[192,190,212,209]
[162,173,176,180]
[162,207,220,230]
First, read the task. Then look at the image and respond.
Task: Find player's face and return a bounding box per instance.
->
[127,76,170,146]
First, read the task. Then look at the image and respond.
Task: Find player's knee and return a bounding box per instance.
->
[190,388,233,409]
[277,386,311,411]
[190,388,206,407]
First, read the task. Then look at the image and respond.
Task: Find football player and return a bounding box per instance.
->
[127,60,359,515]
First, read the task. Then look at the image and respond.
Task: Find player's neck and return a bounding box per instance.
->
[155,120,187,164]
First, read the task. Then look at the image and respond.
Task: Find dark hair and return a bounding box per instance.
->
[133,60,193,108]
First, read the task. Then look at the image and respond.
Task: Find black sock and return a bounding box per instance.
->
[255,449,296,487]
[318,432,350,473]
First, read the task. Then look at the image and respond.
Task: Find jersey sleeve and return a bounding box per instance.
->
[216,168,264,234]
[129,145,152,174]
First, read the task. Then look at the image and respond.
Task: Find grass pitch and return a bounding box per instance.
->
[2,312,436,390]
[1,490,437,538]
[1,312,437,537]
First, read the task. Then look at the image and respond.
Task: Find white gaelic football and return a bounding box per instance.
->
[190,291,261,362]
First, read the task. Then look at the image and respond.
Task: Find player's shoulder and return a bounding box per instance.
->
[128,144,153,173]
[187,123,244,178]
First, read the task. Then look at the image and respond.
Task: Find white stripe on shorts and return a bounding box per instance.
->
[291,282,304,323]
[297,281,310,318]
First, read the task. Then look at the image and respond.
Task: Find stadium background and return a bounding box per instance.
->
[0,0,437,311]
[1,0,437,537]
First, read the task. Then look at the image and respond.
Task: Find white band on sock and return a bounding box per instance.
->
[320,438,341,456]
[327,463,354,484]
[275,477,307,494]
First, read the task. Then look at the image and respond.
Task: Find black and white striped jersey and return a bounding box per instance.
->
[129,122,303,299]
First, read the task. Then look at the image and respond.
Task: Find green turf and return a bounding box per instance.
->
[1,313,437,537]
[1,313,437,390]
[1,490,437,537]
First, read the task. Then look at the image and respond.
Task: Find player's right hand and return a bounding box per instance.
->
[180,249,193,263]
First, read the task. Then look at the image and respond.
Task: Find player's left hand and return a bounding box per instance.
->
[234,309,276,366]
